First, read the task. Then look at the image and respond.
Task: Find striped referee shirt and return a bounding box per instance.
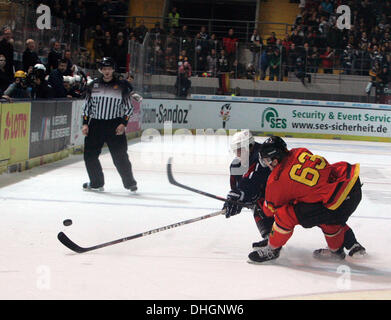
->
[82,77,133,126]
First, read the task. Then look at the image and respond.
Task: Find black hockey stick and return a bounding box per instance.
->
[58,209,225,253]
[167,157,253,208]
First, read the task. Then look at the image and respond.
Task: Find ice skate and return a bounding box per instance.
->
[82,182,104,192]
[313,247,346,261]
[252,239,268,249]
[348,243,367,258]
[248,245,281,264]
[126,181,138,192]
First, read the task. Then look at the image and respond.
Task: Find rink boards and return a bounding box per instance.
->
[1,96,390,174]
[141,97,391,143]
[0,99,141,174]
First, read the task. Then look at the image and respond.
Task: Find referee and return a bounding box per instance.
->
[82,57,138,192]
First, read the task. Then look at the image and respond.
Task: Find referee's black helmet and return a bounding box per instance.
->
[98,57,116,69]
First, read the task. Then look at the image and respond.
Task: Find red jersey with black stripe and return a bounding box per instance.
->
[263,148,360,216]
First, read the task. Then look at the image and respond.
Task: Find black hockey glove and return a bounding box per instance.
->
[223,190,244,218]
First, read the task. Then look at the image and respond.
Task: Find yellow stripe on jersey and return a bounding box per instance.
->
[272,222,293,235]
[323,227,343,238]
[327,164,360,211]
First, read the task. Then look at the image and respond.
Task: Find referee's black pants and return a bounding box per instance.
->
[84,118,136,189]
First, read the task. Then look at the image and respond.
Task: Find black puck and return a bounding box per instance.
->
[63,219,72,226]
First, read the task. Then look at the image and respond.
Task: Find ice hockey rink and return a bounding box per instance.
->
[1,134,391,300]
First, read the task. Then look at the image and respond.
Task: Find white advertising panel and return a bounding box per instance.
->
[141,99,391,140]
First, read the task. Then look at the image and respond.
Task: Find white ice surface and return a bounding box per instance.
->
[1,135,391,299]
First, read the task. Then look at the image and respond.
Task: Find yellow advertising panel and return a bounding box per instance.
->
[0,102,30,166]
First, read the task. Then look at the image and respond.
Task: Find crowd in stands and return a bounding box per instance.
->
[0,23,95,100]
[3,0,391,99]
[130,0,391,93]
[284,0,391,88]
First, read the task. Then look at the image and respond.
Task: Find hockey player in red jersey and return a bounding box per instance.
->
[223,130,273,248]
[248,136,366,263]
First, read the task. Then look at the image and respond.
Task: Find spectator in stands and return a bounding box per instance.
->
[200,26,209,41]
[0,54,11,95]
[341,44,354,75]
[207,48,218,77]
[47,41,62,73]
[368,60,382,93]
[150,22,165,39]
[63,49,74,76]
[178,25,189,39]
[48,58,68,98]
[194,45,207,75]
[166,27,179,55]
[102,32,113,58]
[134,20,148,44]
[0,26,14,80]
[295,56,312,85]
[304,26,318,47]
[30,64,54,99]
[246,63,257,80]
[288,43,300,72]
[150,39,165,74]
[63,76,82,98]
[175,60,191,97]
[223,28,238,65]
[320,0,333,17]
[291,28,304,46]
[101,10,110,31]
[22,39,41,73]
[318,16,330,36]
[320,46,334,74]
[282,33,293,53]
[250,29,262,67]
[168,7,180,30]
[354,42,371,75]
[208,33,222,53]
[112,34,128,73]
[370,45,384,67]
[308,46,320,73]
[379,65,391,86]
[259,46,271,80]
[269,47,281,81]
[230,59,246,79]
[327,24,343,49]
[165,47,177,76]
[266,32,277,46]
[217,49,230,74]
[2,70,30,101]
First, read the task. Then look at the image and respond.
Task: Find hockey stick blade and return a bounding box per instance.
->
[58,210,225,254]
[57,232,89,253]
[167,157,253,208]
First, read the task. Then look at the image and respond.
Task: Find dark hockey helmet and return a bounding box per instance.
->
[98,57,116,69]
[259,136,288,164]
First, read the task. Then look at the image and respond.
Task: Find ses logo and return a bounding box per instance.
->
[261,107,287,129]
